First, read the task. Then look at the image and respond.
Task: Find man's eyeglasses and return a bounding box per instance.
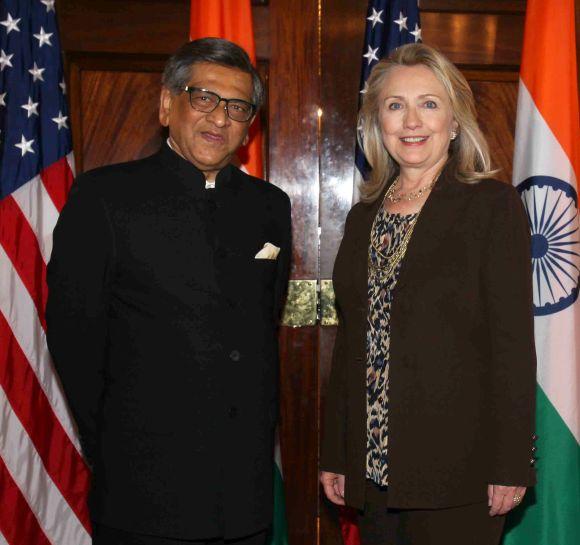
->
[184,86,256,123]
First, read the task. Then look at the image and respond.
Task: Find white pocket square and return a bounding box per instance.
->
[255,242,280,260]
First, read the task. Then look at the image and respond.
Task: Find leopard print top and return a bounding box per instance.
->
[366,208,418,486]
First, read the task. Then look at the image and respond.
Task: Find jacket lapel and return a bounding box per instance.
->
[351,166,471,302]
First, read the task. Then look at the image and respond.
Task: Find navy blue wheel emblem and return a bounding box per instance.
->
[516,176,579,316]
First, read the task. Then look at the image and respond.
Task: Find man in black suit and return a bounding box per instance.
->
[46,38,291,545]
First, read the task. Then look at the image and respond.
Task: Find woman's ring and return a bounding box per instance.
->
[513,494,522,504]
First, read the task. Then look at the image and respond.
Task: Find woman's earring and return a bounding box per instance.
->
[450,130,458,141]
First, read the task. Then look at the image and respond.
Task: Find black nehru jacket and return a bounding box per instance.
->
[46,144,292,540]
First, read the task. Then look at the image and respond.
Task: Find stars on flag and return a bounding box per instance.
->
[1,0,73,191]
[363,45,380,65]
[15,134,35,156]
[0,49,14,71]
[41,0,56,12]
[29,62,45,82]
[52,111,68,130]
[0,12,21,34]
[355,1,422,182]
[410,23,422,42]
[33,27,54,48]
[21,97,39,118]
[394,11,408,31]
[367,8,384,28]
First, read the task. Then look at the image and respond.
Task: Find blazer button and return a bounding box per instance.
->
[529,457,536,466]
[228,407,238,418]
[532,434,538,441]
[229,350,241,362]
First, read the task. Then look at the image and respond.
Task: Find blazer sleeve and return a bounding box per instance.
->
[481,184,537,486]
[273,192,292,322]
[46,178,115,467]
[320,208,357,474]
[320,303,348,474]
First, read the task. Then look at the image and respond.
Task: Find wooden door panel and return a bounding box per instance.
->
[469,78,519,184]
[79,70,165,172]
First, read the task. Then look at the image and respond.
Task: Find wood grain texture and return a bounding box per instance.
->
[422,12,524,66]
[319,0,365,278]
[79,70,165,172]
[269,0,320,279]
[57,0,270,60]
[421,0,525,14]
[278,326,319,545]
[469,79,519,184]
[269,2,321,544]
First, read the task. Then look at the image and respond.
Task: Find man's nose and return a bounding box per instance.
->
[206,100,229,126]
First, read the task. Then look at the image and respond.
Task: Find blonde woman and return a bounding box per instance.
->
[320,43,536,545]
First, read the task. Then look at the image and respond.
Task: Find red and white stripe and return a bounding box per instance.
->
[0,153,91,545]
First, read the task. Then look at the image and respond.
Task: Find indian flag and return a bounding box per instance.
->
[505,1,579,544]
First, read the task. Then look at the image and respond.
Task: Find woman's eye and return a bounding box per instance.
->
[424,100,437,109]
[388,102,403,110]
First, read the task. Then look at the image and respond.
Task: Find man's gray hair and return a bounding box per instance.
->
[162,37,264,110]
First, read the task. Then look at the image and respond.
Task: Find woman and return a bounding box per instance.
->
[320,43,536,545]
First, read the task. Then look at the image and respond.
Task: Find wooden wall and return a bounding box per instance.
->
[56,2,578,545]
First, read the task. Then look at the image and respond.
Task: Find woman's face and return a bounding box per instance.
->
[378,64,458,174]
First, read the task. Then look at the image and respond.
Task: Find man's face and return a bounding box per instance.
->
[159,62,255,180]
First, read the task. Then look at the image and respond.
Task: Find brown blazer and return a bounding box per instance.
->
[320,165,537,511]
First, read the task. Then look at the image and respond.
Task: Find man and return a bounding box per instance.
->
[46,38,291,545]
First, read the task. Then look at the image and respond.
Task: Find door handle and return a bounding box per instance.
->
[281,279,338,327]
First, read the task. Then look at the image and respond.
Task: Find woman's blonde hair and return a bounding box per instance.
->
[358,43,496,202]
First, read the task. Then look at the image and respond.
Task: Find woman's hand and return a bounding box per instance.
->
[320,471,346,505]
[488,484,527,516]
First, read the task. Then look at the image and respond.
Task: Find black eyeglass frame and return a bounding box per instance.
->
[183,86,256,122]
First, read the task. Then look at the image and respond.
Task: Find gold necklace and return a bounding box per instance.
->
[387,174,439,204]
[367,174,432,279]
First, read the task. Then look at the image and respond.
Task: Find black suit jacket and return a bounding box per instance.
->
[46,145,292,540]
[321,164,537,510]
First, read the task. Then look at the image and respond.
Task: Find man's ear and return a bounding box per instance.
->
[159,87,173,127]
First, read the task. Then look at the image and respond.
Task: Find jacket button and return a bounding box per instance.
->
[530,457,536,466]
[228,407,238,418]
[531,446,537,453]
[532,434,538,441]
[229,350,241,362]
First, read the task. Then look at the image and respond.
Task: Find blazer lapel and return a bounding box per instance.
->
[396,167,470,289]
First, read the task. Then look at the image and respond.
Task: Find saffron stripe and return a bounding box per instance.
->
[0,246,82,453]
[0,456,51,545]
[0,313,91,532]
[40,156,75,214]
[0,197,48,329]
[519,0,579,177]
[0,386,91,545]
[11,176,60,264]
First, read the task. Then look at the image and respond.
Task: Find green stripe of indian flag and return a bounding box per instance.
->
[503,386,580,545]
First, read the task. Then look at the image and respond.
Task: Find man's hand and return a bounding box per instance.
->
[320,471,346,506]
[488,484,527,516]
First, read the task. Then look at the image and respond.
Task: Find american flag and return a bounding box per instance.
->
[355,0,422,182]
[0,1,91,544]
